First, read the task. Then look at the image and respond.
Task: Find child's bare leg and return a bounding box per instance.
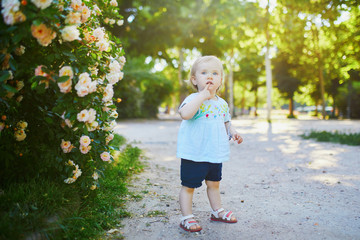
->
[179,186,201,230]
[205,180,236,221]
[179,186,194,216]
[205,180,222,210]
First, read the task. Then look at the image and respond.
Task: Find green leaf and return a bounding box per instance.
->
[5,26,17,33]
[31,81,38,89]
[57,76,70,83]
[9,58,17,71]
[44,117,53,124]
[32,19,43,26]
[0,71,10,82]
[31,76,47,82]
[109,145,120,151]
[3,84,17,93]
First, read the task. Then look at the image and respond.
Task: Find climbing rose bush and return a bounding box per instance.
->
[0,0,125,191]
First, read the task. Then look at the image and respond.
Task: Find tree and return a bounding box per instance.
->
[273,53,301,118]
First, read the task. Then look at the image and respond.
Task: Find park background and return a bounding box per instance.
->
[0,0,359,239]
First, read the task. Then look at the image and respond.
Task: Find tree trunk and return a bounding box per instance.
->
[289,97,294,117]
[347,78,352,119]
[254,87,258,117]
[178,48,186,104]
[318,61,326,118]
[265,0,272,122]
[228,49,235,117]
[312,24,326,118]
[241,86,246,115]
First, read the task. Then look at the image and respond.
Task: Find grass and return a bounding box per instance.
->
[0,140,143,239]
[146,210,166,217]
[301,130,360,146]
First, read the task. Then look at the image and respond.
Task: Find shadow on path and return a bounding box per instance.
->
[111,118,360,240]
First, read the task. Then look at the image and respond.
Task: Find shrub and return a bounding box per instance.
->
[0,0,126,192]
[0,142,143,239]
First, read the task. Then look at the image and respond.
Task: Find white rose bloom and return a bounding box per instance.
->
[110,110,118,119]
[117,19,124,26]
[118,56,126,67]
[110,120,117,129]
[106,72,120,85]
[61,25,81,42]
[64,178,76,184]
[103,120,117,131]
[79,144,91,154]
[65,12,81,25]
[87,108,96,123]
[77,109,89,122]
[105,133,114,144]
[2,0,20,11]
[88,81,97,93]
[78,72,91,85]
[118,71,124,81]
[102,84,114,102]
[76,86,89,97]
[65,119,73,128]
[66,160,75,166]
[93,27,105,40]
[14,129,26,141]
[70,0,82,11]
[80,135,91,146]
[93,4,101,15]
[31,0,53,10]
[87,120,98,131]
[73,166,82,178]
[80,5,91,23]
[92,172,99,180]
[110,0,118,7]
[100,152,111,162]
[96,39,110,52]
[58,79,72,93]
[15,45,25,56]
[3,13,15,25]
[59,66,74,79]
[109,60,121,73]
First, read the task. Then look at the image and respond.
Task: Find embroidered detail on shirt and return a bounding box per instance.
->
[194,101,229,120]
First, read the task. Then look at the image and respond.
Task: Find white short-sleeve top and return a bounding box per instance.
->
[177,93,231,163]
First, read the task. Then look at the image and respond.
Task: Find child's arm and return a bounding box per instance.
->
[179,84,211,120]
[225,121,243,144]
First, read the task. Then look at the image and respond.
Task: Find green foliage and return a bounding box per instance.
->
[114,0,360,118]
[114,56,173,118]
[0,0,126,192]
[0,180,80,239]
[301,130,360,146]
[62,145,143,239]
[0,144,143,239]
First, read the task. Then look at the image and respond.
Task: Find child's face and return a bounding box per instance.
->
[191,60,222,93]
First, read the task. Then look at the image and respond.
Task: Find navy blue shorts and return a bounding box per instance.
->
[180,159,222,188]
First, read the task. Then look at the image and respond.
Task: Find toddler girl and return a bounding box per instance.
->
[177,55,243,232]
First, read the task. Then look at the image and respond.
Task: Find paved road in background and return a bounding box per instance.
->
[113,118,360,240]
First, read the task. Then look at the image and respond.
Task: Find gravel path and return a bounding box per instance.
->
[112,118,360,240]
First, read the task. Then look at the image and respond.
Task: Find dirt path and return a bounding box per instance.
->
[112,118,360,240]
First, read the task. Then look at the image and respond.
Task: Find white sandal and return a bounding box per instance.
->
[179,214,202,232]
[210,208,237,223]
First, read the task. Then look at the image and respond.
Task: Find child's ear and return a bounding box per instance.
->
[191,76,197,86]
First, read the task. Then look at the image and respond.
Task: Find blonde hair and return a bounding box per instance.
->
[189,55,224,90]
